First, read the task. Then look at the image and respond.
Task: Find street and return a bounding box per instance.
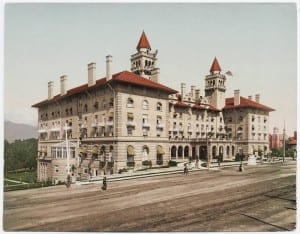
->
[3,161,296,231]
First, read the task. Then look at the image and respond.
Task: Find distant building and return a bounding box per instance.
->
[287,131,297,151]
[269,127,286,150]
[32,31,275,183]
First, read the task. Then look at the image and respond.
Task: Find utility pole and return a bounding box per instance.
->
[283,120,286,163]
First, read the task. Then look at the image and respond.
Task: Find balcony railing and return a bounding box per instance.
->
[106,121,114,126]
[38,129,47,133]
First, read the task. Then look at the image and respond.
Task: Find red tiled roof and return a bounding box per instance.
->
[32,71,177,107]
[288,138,297,145]
[192,104,220,112]
[136,31,151,50]
[210,57,222,72]
[224,96,275,112]
[174,102,190,108]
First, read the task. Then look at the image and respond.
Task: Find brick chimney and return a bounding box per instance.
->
[60,75,67,96]
[48,81,54,100]
[88,62,96,87]
[106,55,112,81]
[255,94,260,103]
[234,90,240,106]
[181,83,186,99]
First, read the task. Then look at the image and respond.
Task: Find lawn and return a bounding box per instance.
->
[5,171,37,183]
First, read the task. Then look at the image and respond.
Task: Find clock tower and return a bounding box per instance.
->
[204,57,226,109]
[130,31,160,82]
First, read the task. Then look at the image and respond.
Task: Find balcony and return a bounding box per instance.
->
[106,121,114,126]
[142,122,151,128]
[127,121,136,127]
[188,128,193,133]
[156,123,164,129]
[49,126,60,132]
[179,127,184,132]
[38,128,47,133]
[91,122,99,127]
[98,122,105,127]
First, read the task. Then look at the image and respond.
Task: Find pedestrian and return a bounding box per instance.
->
[184,164,188,175]
[102,176,107,190]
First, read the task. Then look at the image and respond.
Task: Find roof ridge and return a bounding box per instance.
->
[136,31,151,50]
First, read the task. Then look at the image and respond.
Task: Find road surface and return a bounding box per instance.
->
[3,161,296,231]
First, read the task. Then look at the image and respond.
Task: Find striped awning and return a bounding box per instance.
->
[127,145,135,156]
[157,145,165,155]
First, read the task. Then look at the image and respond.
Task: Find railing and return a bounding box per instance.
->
[142,123,151,128]
[156,124,164,129]
[127,121,136,127]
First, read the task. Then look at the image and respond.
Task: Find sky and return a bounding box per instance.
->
[3,2,297,136]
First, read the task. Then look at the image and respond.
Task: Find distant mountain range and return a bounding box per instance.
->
[4,121,38,142]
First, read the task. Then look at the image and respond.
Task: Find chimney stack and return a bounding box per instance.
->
[106,55,112,81]
[48,81,54,100]
[248,95,252,100]
[234,89,240,106]
[255,94,260,103]
[181,83,186,100]
[60,75,67,96]
[191,85,196,99]
[88,62,96,87]
[195,89,200,101]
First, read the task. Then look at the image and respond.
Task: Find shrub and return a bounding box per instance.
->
[118,168,128,174]
[168,160,177,167]
[157,160,163,165]
[201,162,207,167]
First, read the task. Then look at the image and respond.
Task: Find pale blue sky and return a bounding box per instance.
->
[4,3,297,135]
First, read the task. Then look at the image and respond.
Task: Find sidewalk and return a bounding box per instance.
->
[76,161,246,185]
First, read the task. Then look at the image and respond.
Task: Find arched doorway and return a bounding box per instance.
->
[226,146,230,158]
[171,146,177,159]
[178,146,183,158]
[219,146,224,161]
[199,146,207,160]
[184,146,189,158]
[212,146,217,159]
[192,147,196,160]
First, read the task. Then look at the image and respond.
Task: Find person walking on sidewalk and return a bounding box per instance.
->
[102,176,107,190]
[184,164,188,175]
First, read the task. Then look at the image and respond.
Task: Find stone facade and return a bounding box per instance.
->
[33,32,274,182]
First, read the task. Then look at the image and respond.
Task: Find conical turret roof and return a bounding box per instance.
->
[209,57,222,72]
[136,31,151,50]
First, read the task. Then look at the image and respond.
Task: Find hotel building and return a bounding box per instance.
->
[32,32,274,182]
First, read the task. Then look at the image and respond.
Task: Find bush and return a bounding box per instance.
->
[201,162,207,167]
[157,160,163,165]
[142,160,151,166]
[168,160,177,167]
[118,168,128,174]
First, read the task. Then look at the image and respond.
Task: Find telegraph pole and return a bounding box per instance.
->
[283,120,286,163]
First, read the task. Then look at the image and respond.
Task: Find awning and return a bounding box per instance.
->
[157,145,165,155]
[108,112,114,118]
[127,145,135,156]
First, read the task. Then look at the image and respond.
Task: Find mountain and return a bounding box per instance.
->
[4,121,38,142]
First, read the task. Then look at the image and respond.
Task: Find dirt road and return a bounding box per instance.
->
[3,161,296,231]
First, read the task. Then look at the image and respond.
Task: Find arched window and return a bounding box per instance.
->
[127,145,135,167]
[142,145,149,161]
[184,146,189,158]
[178,146,183,158]
[142,100,149,110]
[212,146,217,159]
[171,146,177,158]
[127,98,134,108]
[157,102,162,111]
[226,146,230,157]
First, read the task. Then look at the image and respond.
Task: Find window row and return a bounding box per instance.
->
[127,98,162,111]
